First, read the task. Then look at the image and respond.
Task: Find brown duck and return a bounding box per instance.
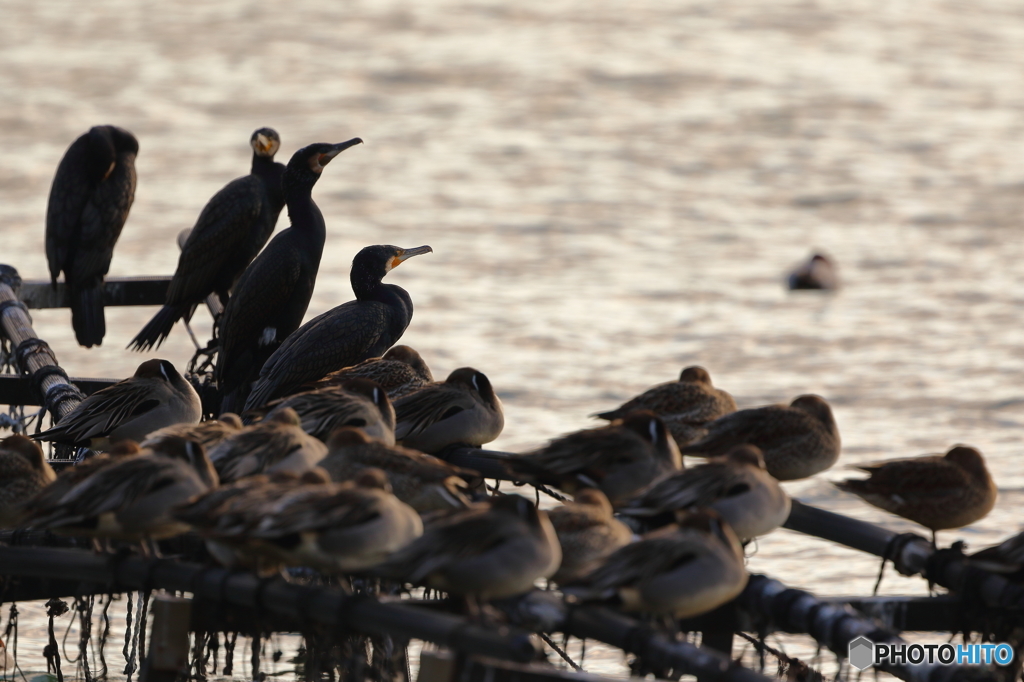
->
[374,494,561,601]
[252,378,396,444]
[563,508,747,618]
[320,427,479,512]
[679,395,840,481]
[512,410,682,506]
[308,345,433,399]
[548,489,633,584]
[594,366,736,446]
[141,413,244,452]
[207,407,327,482]
[393,368,504,454]
[620,444,790,540]
[835,445,996,545]
[0,435,57,527]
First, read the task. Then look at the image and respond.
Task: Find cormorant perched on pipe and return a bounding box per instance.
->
[244,244,432,409]
[215,138,363,413]
[45,125,138,347]
[129,128,286,351]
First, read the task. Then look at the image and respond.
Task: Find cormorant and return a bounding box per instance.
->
[129,128,287,351]
[214,138,363,412]
[45,125,138,347]
[243,244,432,410]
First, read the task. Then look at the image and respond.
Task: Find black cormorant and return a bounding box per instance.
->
[243,244,432,410]
[45,125,138,347]
[129,128,286,351]
[215,138,363,413]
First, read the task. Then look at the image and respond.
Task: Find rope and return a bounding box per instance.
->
[43,598,69,682]
[13,338,53,374]
[538,632,583,671]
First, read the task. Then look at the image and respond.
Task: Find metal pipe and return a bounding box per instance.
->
[0,546,540,662]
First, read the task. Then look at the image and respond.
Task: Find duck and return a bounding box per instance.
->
[250,378,395,444]
[307,345,433,399]
[22,437,217,543]
[392,368,504,454]
[788,253,838,291]
[319,427,479,512]
[374,494,561,601]
[243,468,423,573]
[593,366,736,447]
[547,489,633,584]
[620,444,791,540]
[21,441,142,520]
[679,395,840,481]
[175,470,327,574]
[562,509,748,618]
[0,435,57,527]
[207,407,327,483]
[34,359,202,450]
[835,445,996,546]
[141,413,244,452]
[512,410,682,506]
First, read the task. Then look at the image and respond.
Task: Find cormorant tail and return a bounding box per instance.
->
[71,284,105,348]
[128,304,186,352]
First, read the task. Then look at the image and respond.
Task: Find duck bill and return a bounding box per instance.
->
[395,245,433,264]
[321,138,364,164]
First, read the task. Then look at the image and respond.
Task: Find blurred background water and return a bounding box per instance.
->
[3,0,1024,678]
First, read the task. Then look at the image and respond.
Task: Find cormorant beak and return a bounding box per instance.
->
[389,245,433,270]
[254,134,279,156]
[318,138,364,166]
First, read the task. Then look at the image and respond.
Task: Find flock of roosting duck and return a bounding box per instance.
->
[0,124,1013,628]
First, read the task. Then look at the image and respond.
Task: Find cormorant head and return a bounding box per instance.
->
[283,139,363,191]
[91,125,138,155]
[350,244,433,291]
[250,128,281,158]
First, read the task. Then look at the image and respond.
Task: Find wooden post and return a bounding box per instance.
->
[141,595,192,682]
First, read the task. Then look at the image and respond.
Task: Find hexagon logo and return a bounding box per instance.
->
[848,636,875,671]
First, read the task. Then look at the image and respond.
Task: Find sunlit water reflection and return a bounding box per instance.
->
[4,0,1024,678]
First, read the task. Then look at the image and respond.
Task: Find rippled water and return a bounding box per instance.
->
[4,0,1024,678]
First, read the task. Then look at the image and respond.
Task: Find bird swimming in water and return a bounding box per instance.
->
[307,345,433,399]
[243,244,432,410]
[45,125,138,347]
[253,378,396,444]
[512,410,682,506]
[593,366,736,446]
[788,253,838,291]
[393,367,504,454]
[215,138,363,413]
[34,360,201,450]
[835,445,996,546]
[679,395,840,481]
[129,128,286,351]
[562,508,748,618]
[620,444,791,540]
[548,489,633,585]
[0,435,57,528]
